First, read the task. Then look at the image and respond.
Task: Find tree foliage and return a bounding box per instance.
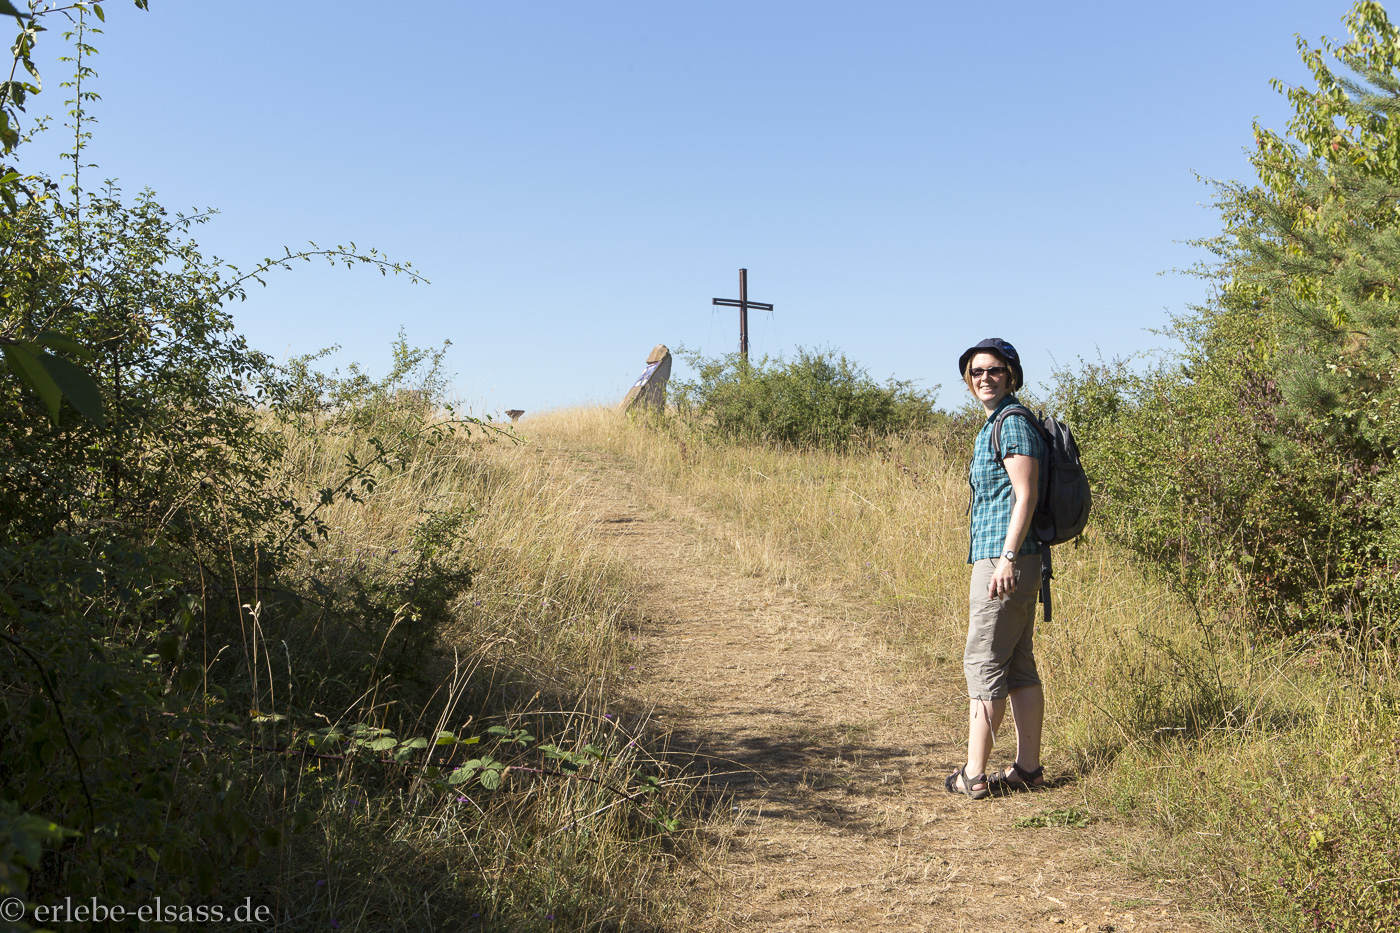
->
[1059,1,1400,643]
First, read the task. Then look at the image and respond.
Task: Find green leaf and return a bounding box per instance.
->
[435,731,456,745]
[38,352,105,425]
[349,723,389,737]
[479,766,503,790]
[34,330,95,360]
[368,736,397,752]
[0,1,26,20]
[310,730,343,747]
[401,737,429,750]
[3,343,62,423]
[154,632,180,663]
[177,666,202,692]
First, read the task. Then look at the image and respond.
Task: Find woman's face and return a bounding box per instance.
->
[968,351,1012,410]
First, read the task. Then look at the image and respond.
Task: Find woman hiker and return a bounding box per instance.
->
[945,337,1048,799]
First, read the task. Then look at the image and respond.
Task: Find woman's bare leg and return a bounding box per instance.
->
[1006,683,1044,777]
[965,696,1006,786]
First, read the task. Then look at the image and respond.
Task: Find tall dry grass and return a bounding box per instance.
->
[520,404,1400,932]
[228,408,701,931]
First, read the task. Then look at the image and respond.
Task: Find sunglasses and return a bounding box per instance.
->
[970,366,1009,379]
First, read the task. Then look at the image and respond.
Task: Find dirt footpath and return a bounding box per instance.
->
[557,448,1215,933]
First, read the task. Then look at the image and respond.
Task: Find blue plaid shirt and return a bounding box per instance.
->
[968,395,1043,564]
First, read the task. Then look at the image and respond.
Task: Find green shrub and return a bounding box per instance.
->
[671,347,942,449]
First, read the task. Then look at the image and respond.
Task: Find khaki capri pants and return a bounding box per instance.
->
[964,555,1041,701]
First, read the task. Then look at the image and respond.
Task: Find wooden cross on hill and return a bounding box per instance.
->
[712,268,773,360]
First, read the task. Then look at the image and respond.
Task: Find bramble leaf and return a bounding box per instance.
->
[177,666,202,692]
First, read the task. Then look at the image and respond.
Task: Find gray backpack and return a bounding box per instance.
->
[990,405,1092,623]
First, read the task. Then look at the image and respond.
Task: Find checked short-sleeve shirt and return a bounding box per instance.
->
[967,394,1043,564]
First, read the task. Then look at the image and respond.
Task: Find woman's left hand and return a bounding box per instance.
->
[988,558,1017,600]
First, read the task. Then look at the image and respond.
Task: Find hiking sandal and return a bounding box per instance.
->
[944,765,990,800]
[992,761,1045,791]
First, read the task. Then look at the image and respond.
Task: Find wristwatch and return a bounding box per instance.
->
[1001,549,1017,562]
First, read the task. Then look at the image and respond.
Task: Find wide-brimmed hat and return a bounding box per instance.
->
[958,338,1023,390]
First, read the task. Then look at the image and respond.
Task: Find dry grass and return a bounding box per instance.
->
[517,404,1400,931]
[230,409,701,931]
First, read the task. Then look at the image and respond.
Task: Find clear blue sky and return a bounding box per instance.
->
[14,0,1357,415]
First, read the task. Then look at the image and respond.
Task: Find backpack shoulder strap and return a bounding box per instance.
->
[989,404,1039,464]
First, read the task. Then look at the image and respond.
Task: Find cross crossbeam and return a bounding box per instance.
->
[712,268,773,359]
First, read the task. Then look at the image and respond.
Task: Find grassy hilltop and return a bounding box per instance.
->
[6,2,1400,928]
